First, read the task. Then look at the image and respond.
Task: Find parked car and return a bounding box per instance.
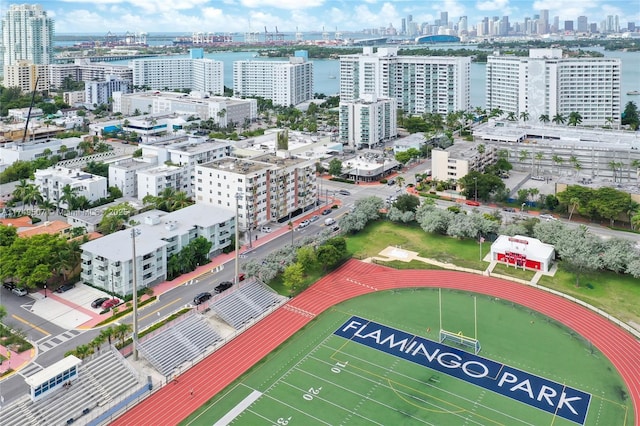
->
[465,200,481,207]
[338,189,351,196]
[91,297,109,308]
[324,217,336,226]
[12,287,28,297]
[55,283,76,293]
[321,209,332,216]
[214,281,233,294]
[101,298,121,309]
[3,281,16,291]
[309,215,320,223]
[238,273,246,282]
[387,179,396,186]
[298,220,310,229]
[502,207,516,213]
[539,214,557,221]
[193,292,212,305]
[331,225,340,233]
[261,226,272,233]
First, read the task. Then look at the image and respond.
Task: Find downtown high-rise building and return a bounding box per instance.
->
[2,4,54,68]
[486,49,621,126]
[339,47,470,116]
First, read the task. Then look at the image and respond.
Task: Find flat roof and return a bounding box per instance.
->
[81,204,234,261]
[474,121,640,149]
[491,235,555,259]
[25,355,82,387]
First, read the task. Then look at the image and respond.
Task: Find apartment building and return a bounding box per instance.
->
[80,204,235,295]
[3,60,49,92]
[33,166,108,210]
[48,59,133,90]
[108,158,157,198]
[131,53,223,95]
[233,52,313,106]
[195,154,317,231]
[339,94,397,148]
[431,142,497,182]
[2,4,54,68]
[85,76,131,106]
[113,91,257,127]
[339,47,470,115]
[486,49,621,126]
[0,137,83,166]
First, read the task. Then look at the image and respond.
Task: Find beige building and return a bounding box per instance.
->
[3,61,49,92]
[431,142,497,182]
[195,154,317,232]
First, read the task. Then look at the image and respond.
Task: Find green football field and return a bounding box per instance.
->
[182,289,632,426]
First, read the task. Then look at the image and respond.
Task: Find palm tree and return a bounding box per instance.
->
[90,333,107,353]
[114,323,132,346]
[518,150,530,162]
[12,179,30,206]
[396,176,405,189]
[552,113,565,126]
[22,184,43,213]
[59,184,79,212]
[569,156,582,177]
[535,152,544,175]
[632,212,640,231]
[625,201,639,229]
[568,111,582,126]
[170,191,192,211]
[528,188,539,203]
[568,197,580,221]
[538,114,550,125]
[100,326,117,346]
[519,111,530,123]
[631,159,640,179]
[506,111,517,121]
[477,144,485,155]
[552,155,564,174]
[489,108,503,118]
[74,344,93,360]
[608,160,622,182]
[39,200,56,222]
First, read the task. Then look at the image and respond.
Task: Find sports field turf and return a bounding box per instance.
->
[182,289,632,425]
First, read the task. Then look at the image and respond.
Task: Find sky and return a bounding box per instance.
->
[3,0,638,34]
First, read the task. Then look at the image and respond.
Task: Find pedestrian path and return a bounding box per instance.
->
[37,329,84,353]
[17,361,43,378]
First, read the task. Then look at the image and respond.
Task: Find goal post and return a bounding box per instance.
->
[439,329,482,354]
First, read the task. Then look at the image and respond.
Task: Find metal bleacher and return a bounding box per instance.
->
[138,313,222,377]
[0,350,143,426]
[211,280,286,329]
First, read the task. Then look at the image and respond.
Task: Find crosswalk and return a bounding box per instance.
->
[19,362,43,379]
[37,329,84,353]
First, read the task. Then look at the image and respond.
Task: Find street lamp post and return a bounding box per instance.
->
[234,192,243,286]
[246,194,252,249]
[130,227,140,361]
[473,177,478,202]
[44,285,47,298]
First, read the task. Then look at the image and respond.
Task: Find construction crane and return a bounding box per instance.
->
[275,26,284,42]
[265,26,274,43]
[21,76,40,144]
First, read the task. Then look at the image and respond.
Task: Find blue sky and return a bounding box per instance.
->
[4,1,638,34]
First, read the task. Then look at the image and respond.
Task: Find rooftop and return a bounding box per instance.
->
[18,220,71,238]
[81,204,234,261]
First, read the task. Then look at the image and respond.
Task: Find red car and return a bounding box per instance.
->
[465,200,481,206]
[101,298,120,309]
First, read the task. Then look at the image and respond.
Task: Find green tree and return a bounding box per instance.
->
[59,184,79,212]
[393,194,420,212]
[568,111,582,126]
[534,152,544,175]
[296,246,317,271]
[316,245,341,270]
[538,114,550,125]
[328,158,343,177]
[458,172,505,202]
[519,111,529,122]
[621,101,639,130]
[283,262,305,291]
[98,202,136,234]
[552,113,565,125]
[0,224,18,246]
[12,178,30,203]
[556,226,603,286]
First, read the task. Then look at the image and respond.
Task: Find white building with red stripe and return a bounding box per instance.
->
[490,235,555,273]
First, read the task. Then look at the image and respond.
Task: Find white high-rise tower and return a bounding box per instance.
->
[2,4,54,67]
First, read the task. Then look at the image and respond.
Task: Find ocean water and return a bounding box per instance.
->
[102,46,640,109]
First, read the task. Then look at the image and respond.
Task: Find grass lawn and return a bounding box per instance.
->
[491,262,537,281]
[182,290,632,426]
[538,264,640,325]
[344,221,640,328]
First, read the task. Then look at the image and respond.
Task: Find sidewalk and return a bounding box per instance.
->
[0,344,35,378]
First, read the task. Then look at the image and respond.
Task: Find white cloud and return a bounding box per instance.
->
[476,0,510,12]
[240,0,325,9]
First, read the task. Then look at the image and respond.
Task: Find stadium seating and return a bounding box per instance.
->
[0,350,143,426]
[211,280,286,329]
[138,313,223,377]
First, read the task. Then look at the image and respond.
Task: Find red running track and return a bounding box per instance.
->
[113,260,640,425]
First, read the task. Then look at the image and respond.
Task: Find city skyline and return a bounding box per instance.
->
[1,0,638,35]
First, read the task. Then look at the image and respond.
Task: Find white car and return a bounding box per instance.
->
[539,214,557,221]
[298,220,310,229]
[12,287,27,297]
[261,226,272,233]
